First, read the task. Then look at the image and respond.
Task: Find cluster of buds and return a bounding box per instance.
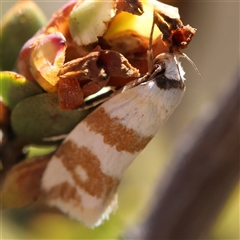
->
[0,0,196,210]
[17,0,196,110]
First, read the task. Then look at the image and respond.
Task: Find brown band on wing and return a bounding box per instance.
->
[54,140,119,200]
[85,107,153,153]
[44,181,82,204]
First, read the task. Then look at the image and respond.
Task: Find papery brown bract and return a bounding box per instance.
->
[153,8,196,52]
[58,78,84,110]
[58,50,139,109]
[116,0,144,15]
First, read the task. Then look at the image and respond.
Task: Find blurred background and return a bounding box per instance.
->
[1,0,239,239]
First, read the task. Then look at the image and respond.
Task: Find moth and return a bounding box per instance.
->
[41,3,199,228]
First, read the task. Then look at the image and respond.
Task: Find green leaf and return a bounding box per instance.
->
[0,71,43,110]
[11,93,92,144]
[0,0,47,70]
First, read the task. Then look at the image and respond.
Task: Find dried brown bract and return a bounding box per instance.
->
[58,50,139,109]
[116,0,144,15]
[154,8,196,52]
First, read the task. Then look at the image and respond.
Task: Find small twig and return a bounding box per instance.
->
[147,9,155,74]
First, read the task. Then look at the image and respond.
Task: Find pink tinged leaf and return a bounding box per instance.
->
[29,32,67,92]
[17,36,40,81]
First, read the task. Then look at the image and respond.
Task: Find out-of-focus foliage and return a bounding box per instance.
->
[210,184,240,239]
[0,0,47,70]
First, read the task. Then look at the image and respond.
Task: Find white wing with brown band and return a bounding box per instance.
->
[41,53,186,227]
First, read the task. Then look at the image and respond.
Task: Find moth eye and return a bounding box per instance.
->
[155,69,165,77]
[153,63,166,76]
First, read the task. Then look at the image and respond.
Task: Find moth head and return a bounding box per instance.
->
[152,52,185,82]
[151,52,202,84]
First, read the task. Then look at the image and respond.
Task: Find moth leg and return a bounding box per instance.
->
[77,87,120,110]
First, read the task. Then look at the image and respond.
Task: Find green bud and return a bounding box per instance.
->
[0,0,47,70]
[0,71,43,110]
[11,93,92,144]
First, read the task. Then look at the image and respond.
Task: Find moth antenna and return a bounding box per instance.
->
[173,54,184,82]
[147,8,155,74]
[180,52,203,80]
